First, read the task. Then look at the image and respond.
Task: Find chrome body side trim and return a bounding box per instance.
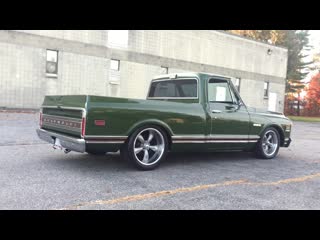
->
[171,134,259,144]
[171,135,260,140]
[85,140,125,144]
[41,105,85,111]
[171,135,207,139]
[172,140,258,144]
[84,135,128,140]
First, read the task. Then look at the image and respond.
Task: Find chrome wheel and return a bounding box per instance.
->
[133,128,165,166]
[262,130,278,157]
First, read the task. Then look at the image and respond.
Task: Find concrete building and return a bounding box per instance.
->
[0,30,288,112]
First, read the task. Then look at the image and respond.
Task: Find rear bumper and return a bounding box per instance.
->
[283,138,292,147]
[36,128,85,153]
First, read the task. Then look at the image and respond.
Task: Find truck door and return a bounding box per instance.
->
[208,78,252,150]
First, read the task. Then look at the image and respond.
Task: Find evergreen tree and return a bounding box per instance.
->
[227,30,313,93]
[227,30,313,115]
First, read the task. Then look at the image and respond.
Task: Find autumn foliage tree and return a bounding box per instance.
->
[227,30,313,115]
[227,30,312,93]
[305,72,320,116]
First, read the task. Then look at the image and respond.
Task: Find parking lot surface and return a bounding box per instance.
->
[0,112,319,209]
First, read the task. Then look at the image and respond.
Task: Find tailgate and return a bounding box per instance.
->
[40,95,87,137]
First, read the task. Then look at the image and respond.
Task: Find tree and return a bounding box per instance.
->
[312,52,320,70]
[227,30,313,115]
[284,31,312,93]
[227,30,286,45]
[305,72,320,116]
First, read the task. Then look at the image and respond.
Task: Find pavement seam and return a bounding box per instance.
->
[57,172,320,210]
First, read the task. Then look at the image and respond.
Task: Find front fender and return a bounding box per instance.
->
[258,122,285,145]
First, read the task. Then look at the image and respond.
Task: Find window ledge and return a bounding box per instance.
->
[109,81,120,85]
[46,73,58,78]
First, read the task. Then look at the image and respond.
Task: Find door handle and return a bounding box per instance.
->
[212,110,222,113]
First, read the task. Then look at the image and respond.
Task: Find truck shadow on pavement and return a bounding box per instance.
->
[51,151,258,172]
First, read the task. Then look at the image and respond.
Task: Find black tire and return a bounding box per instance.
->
[121,125,169,170]
[255,127,280,159]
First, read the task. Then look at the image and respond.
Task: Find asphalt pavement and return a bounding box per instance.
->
[0,112,319,209]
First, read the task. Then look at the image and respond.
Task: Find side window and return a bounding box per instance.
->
[208,79,233,103]
[148,79,197,98]
[208,78,241,112]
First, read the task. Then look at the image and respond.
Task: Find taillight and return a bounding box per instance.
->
[81,117,86,138]
[39,112,43,128]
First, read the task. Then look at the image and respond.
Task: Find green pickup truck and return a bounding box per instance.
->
[37,72,292,170]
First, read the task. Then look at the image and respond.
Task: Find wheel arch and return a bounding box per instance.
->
[125,119,173,148]
[260,123,285,146]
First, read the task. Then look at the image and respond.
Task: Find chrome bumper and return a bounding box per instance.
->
[36,128,85,153]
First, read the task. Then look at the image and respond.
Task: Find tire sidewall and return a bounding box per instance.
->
[256,127,280,159]
[125,125,169,170]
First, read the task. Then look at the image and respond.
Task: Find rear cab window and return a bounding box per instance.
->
[148,79,198,99]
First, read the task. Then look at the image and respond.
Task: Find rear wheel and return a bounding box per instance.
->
[255,127,280,159]
[121,126,169,170]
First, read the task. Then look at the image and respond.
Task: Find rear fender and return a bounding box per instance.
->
[126,119,174,140]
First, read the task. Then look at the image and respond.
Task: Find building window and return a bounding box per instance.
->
[264,82,269,98]
[233,77,241,92]
[109,82,120,97]
[46,50,58,77]
[161,66,168,74]
[110,59,120,71]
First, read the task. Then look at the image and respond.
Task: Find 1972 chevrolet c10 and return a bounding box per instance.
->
[37,72,292,170]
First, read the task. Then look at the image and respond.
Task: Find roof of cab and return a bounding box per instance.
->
[152,72,233,81]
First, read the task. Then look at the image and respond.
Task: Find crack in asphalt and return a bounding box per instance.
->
[58,172,320,210]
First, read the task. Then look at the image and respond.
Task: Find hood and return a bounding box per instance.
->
[247,106,288,119]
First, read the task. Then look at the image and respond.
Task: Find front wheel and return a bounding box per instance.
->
[255,127,280,159]
[121,126,169,170]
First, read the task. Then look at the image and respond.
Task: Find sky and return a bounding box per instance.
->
[301,30,320,63]
[299,30,320,84]
[308,30,320,54]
